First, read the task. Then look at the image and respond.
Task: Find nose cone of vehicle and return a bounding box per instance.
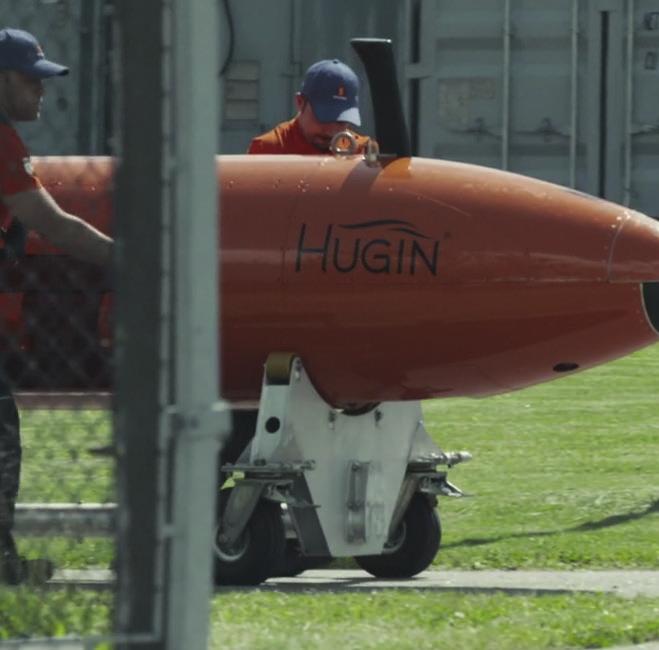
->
[608,211,659,283]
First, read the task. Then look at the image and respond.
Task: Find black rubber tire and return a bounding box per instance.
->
[213,489,286,586]
[355,493,441,578]
[271,540,332,577]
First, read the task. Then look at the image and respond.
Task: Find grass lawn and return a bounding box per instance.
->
[426,345,659,571]
[2,344,658,648]
[210,591,659,650]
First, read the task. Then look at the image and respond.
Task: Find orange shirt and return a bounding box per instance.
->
[247,117,369,155]
[0,114,41,226]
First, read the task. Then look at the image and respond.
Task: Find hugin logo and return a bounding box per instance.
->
[295,219,440,276]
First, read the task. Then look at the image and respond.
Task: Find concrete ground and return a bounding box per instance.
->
[51,567,659,598]
[262,568,659,598]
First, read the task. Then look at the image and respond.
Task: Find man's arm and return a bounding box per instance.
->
[2,187,112,266]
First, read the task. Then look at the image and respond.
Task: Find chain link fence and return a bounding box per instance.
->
[0,0,117,645]
[1,0,223,647]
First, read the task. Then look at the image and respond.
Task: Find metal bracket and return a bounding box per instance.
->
[218,480,267,546]
[165,400,230,441]
[451,117,502,140]
[442,450,473,468]
[221,459,315,476]
[387,475,419,539]
[218,470,318,546]
[513,117,571,140]
[345,460,370,543]
[418,473,467,498]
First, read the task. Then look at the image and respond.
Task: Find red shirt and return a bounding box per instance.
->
[0,114,41,226]
[247,117,369,155]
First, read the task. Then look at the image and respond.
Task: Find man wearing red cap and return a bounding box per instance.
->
[0,27,113,584]
[248,59,370,155]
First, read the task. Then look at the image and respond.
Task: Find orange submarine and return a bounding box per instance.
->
[22,152,659,411]
[3,35,659,412]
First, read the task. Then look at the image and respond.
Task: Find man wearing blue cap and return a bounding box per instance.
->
[0,27,113,584]
[248,59,370,154]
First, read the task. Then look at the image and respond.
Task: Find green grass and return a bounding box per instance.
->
[426,346,659,570]
[0,409,114,645]
[5,344,659,647]
[209,591,659,650]
[20,409,114,504]
[17,408,115,570]
[0,589,111,641]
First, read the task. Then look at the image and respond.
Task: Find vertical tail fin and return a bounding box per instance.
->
[350,38,411,158]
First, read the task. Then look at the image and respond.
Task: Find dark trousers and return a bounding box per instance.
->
[0,378,20,554]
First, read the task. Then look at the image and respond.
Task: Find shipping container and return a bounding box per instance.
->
[0,0,111,155]
[5,0,659,214]
[403,0,659,214]
[220,0,659,213]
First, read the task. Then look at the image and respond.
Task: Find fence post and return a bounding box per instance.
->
[114,0,167,647]
[115,1,223,647]
[161,0,224,647]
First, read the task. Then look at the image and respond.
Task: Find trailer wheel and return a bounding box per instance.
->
[355,493,441,578]
[213,489,286,586]
[271,540,332,577]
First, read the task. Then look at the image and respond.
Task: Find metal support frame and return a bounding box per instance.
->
[219,356,470,567]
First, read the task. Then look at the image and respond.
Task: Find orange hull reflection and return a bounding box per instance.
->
[25,155,659,407]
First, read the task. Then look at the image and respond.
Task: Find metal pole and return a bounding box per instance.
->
[624,0,635,206]
[161,0,225,648]
[288,0,303,110]
[77,0,100,153]
[502,0,512,170]
[114,0,166,647]
[570,0,579,188]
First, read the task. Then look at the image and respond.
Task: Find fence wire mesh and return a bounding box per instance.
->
[0,0,118,645]
[0,0,222,646]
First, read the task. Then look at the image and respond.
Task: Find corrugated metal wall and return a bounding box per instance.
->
[221,0,659,214]
[628,0,659,215]
[0,0,111,155]
[405,0,659,214]
[412,1,580,182]
[5,0,659,213]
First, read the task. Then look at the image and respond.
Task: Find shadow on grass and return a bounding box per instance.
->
[219,581,593,597]
[441,497,659,550]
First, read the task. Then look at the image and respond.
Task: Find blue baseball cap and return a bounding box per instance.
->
[0,28,69,78]
[300,59,361,127]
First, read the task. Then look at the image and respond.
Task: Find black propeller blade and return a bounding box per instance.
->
[643,282,659,331]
